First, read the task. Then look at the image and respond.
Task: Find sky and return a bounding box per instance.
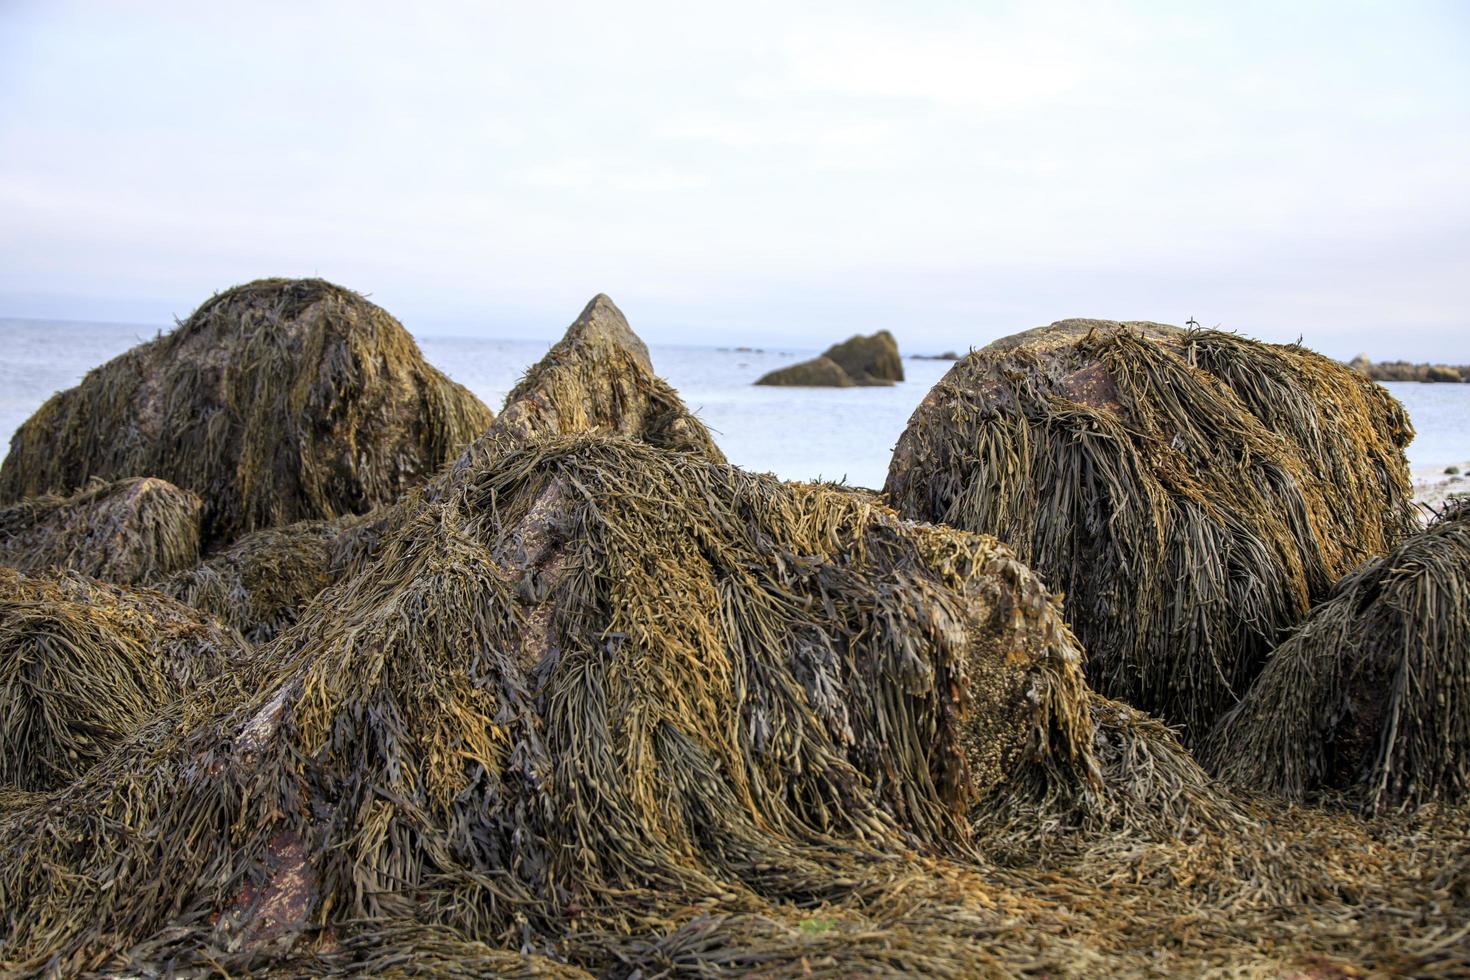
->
[1,0,1467,358]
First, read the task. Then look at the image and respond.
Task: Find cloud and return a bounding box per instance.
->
[0,0,1466,359]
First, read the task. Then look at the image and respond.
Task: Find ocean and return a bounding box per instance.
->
[2,318,1468,492]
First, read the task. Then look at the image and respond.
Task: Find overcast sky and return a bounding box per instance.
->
[1,1,1466,357]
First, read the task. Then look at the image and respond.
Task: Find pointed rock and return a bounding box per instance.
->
[439,292,723,493]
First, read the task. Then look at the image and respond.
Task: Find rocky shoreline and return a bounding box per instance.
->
[1413,462,1470,516]
[1349,353,1469,383]
[0,284,1466,976]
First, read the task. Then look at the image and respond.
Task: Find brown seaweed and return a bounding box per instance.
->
[0,567,248,792]
[0,437,1462,977]
[0,477,201,585]
[885,319,1415,740]
[1207,501,1470,811]
[0,278,494,549]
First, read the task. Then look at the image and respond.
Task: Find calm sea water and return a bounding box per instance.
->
[2,318,1468,491]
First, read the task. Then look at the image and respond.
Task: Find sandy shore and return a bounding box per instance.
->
[1412,460,1470,518]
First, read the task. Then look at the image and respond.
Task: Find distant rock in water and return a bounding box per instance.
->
[0,477,201,585]
[1349,353,1469,382]
[823,330,904,384]
[755,331,903,387]
[913,351,960,361]
[0,278,495,549]
[886,318,1415,742]
[752,355,854,388]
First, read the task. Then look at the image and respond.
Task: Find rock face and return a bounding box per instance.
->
[0,278,494,549]
[756,331,904,387]
[0,567,248,791]
[886,319,1416,740]
[0,477,201,585]
[1206,501,1470,811]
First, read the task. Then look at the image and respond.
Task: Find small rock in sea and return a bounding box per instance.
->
[753,355,854,387]
[1446,466,1461,475]
[755,330,903,387]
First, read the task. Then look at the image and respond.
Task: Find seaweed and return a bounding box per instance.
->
[439,293,725,492]
[1207,502,1470,811]
[151,294,727,645]
[0,477,201,585]
[0,279,494,549]
[885,319,1415,739]
[0,307,1462,976]
[0,567,248,791]
[0,435,1098,972]
[153,512,373,644]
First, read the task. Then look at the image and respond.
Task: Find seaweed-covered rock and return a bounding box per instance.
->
[0,567,248,791]
[886,319,1415,739]
[755,331,904,387]
[1206,502,1470,811]
[151,294,723,632]
[440,292,724,490]
[0,477,201,585]
[0,435,1102,971]
[152,513,373,644]
[0,445,1463,977]
[0,278,494,548]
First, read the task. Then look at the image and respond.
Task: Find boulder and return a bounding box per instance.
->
[0,278,494,549]
[886,318,1415,740]
[437,292,725,492]
[0,567,248,791]
[0,477,201,585]
[752,355,854,387]
[823,330,904,384]
[1206,500,1470,811]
